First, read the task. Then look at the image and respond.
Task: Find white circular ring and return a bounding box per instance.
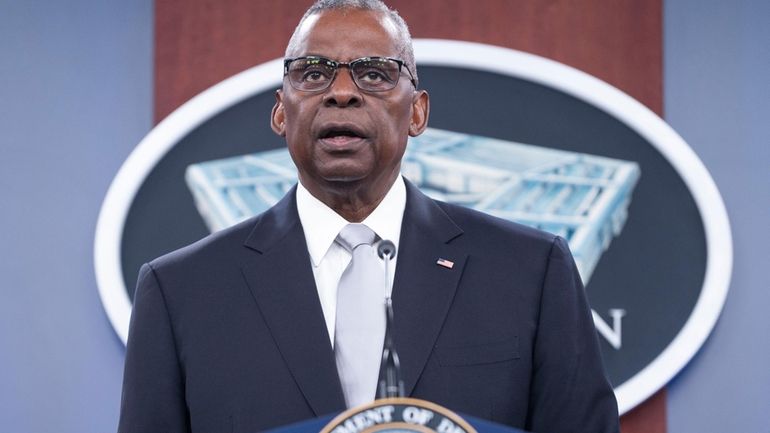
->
[94,39,732,415]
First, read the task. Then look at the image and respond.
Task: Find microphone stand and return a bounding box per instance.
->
[376,240,404,399]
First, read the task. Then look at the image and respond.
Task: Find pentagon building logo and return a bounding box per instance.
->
[185,127,640,286]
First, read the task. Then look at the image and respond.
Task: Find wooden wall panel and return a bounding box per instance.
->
[392,0,662,114]
[156,0,661,121]
[155,0,309,123]
[154,1,665,431]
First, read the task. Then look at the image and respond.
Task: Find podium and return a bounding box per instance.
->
[264,398,529,433]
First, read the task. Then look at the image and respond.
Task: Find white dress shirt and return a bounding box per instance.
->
[295,176,406,346]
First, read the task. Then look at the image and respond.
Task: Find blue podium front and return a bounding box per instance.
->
[263,398,529,433]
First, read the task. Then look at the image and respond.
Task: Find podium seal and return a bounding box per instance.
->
[320,398,478,433]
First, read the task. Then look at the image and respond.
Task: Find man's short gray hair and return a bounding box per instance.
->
[285,0,418,86]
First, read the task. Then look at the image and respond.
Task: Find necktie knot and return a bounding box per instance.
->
[336,223,377,253]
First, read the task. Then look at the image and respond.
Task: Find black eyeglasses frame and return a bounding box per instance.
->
[283,55,417,92]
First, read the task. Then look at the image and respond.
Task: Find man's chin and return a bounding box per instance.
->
[319,174,368,189]
[314,163,371,185]
[301,164,398,196]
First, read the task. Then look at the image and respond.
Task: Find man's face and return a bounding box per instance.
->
[271,9,429,198]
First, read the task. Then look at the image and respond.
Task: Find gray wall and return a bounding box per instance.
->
[0,0,767,432]
[664,0,770,431]
[0,1,152,432]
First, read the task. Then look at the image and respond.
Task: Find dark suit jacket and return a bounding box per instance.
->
[118,181,619,433]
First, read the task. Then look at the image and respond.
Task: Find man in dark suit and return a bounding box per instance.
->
[118,1,620,432]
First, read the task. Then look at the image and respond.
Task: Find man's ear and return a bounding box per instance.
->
[270,89,286,137]
[408,90,430,136]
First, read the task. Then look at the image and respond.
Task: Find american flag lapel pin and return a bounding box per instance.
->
[436,258,454,269]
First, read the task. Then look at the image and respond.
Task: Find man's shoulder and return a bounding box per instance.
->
[434,199,557,248]
[148,214,262,274]
[149,186,299,276]
[404,180,558,252]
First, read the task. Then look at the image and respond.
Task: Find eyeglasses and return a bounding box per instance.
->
[283,56,416,92]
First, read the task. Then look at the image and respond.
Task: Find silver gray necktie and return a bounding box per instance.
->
[334,223,386,408]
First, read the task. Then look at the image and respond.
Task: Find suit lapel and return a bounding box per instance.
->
[392,181,467,396]
[240,188,346,416]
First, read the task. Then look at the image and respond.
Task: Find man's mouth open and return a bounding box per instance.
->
[318,125,367,149]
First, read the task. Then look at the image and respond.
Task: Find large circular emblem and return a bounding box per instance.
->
[95,40,732,415]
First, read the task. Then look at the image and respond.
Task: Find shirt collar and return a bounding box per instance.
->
[296,175,406,267]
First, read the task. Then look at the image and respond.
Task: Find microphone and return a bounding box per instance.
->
[377,240,396,261]
[376,240,404,399]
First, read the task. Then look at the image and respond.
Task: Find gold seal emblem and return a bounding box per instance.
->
[320,398,478,433]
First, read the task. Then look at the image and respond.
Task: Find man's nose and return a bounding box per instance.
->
[323,69,362,107]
